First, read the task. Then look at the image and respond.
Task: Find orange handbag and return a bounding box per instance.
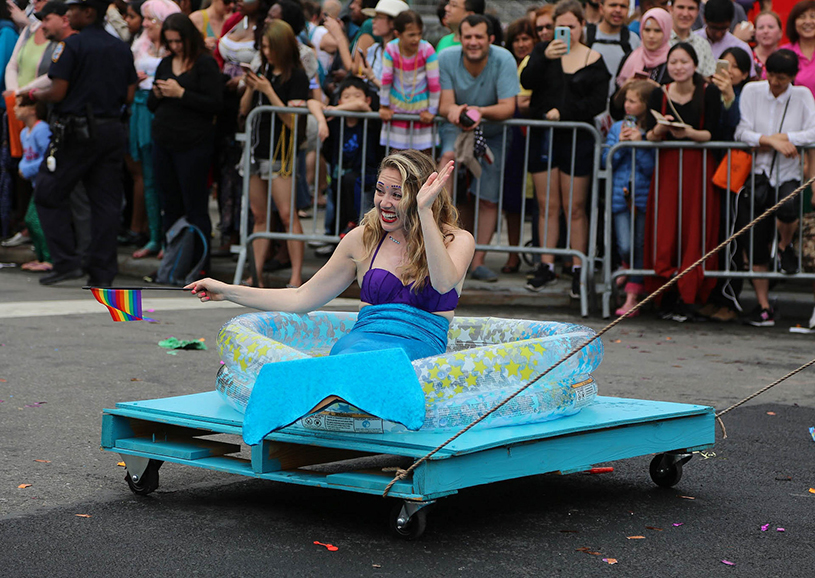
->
[4,93,24,158]
[712,149,752,193]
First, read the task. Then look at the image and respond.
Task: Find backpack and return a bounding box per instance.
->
[156,217,208,286]
[585,23,633,56]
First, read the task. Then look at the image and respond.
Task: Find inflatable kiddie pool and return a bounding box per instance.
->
[216,311,603,434]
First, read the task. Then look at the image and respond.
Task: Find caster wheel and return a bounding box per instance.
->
[649,454,683,488]
[125,459,162,495]
[522,240,537,267]
[389,503,427,540]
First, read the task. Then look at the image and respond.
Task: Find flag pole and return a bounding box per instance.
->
[82,286,191,291]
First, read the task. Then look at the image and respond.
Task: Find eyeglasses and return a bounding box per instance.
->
[536,24,553,32]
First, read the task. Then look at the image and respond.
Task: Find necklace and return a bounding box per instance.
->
[388,235,401,244]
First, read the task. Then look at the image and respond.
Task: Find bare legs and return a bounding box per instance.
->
[533,169,589,267]
[249,174,304,287]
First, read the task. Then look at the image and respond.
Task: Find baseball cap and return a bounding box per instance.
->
[362,0,409,18]
[35,0,68,19]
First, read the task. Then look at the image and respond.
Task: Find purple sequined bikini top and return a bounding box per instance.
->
[359,236,460,313]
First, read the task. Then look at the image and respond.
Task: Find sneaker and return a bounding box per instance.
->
[746,306,776,327]
[314,244,336,257]
[779,244,799,274]
[1,232,31,247]
[469,265,498,282]
[663,301,695,323]
[525,264,557,292]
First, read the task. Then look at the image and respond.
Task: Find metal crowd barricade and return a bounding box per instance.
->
[235,106,602,316]
[598,140,815,319]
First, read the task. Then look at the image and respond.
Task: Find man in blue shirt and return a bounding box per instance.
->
[438,15,519,282]
[26,0,137,286]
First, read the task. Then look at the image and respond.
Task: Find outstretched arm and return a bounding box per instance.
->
[417,160,475,293]
[186,229,362,311]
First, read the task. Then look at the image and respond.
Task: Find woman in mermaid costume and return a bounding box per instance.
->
[187,149,473,360]
[188,150,601,441]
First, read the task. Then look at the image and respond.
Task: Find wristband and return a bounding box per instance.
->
[28,89,36,102]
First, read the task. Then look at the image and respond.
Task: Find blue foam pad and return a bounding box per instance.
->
[242,348,425,444]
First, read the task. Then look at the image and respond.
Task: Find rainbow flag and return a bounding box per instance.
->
[91,288,156,322]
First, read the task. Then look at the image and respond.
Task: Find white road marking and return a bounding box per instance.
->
[0,297,359,319]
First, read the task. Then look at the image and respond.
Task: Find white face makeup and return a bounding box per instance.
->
[375,168,404,230]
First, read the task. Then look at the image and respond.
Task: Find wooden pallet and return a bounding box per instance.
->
[101,392,715,538]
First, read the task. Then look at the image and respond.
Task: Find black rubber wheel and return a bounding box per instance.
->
[521,240,537,267]
[649,454,683,488]
[389,503,427,540]
[125,460,162,495]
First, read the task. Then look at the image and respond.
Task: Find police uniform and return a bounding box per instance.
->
[35,0,137,286]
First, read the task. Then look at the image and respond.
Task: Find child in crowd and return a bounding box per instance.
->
[602,80,656,316]
[322,76,384,236]
[378,10,440,154]
[15,99,52,273]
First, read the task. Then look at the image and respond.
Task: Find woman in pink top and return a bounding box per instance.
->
[782,0,815,97]
[753,11,784,79]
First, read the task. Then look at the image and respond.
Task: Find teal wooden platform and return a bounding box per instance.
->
[101,392,715,504]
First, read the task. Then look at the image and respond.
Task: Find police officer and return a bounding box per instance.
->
[26,0,137,286]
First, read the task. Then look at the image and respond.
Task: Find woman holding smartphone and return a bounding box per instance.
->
[241,20,310,288]
[148,13,223,277]
[520,0,610,296]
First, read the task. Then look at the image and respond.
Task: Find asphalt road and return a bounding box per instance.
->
[1,270,814,577]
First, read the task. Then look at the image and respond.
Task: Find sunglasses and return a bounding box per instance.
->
[536,24,553,32]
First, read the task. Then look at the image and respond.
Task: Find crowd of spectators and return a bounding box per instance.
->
[0,0,814,328]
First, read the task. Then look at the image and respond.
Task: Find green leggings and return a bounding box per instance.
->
[24,194,51,263]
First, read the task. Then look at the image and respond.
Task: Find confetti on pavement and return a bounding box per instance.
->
[18,484,31,489]
[313,541,338,551]
[721,560,735,566]
[602,558,618,564]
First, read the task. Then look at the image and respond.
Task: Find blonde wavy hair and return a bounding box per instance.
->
[359,150,460,291]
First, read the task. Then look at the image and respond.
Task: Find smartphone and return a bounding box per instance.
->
[633,70,650,79]
[357,47,367,68]
[239,63,254,75]
[715,59,730,77]
[554,26,570,54]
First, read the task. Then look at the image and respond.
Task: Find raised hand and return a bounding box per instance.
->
[417,160,454,212]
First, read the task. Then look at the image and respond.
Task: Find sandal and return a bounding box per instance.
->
[24,261,54,272]
[132,241,160,259]
[501,262,521,274]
